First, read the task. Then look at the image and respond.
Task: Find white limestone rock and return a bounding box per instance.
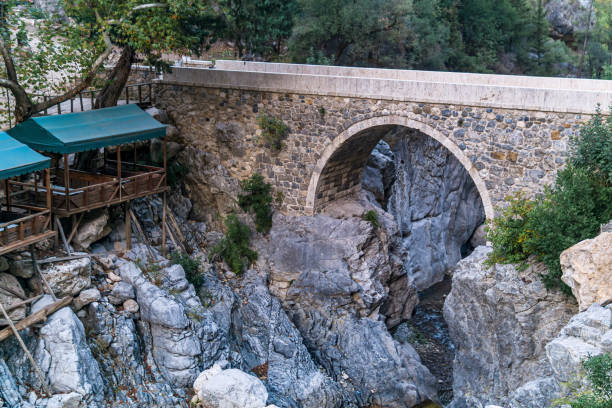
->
[0,272,26,325]
[73,288,100,311]
[38,256,91,298]
[561,232,612,311]
[72,210,112,250]
[194,367,268,408]
[34,306,104,403]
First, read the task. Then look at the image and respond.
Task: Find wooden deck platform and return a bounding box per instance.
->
[0,209,56,255]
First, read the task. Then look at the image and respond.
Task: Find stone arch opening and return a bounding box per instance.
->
[306,116,495,220]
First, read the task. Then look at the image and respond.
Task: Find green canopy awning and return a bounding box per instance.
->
[0,132,51,180]
[7,104,167,154]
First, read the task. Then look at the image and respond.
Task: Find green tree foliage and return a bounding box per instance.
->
[171,251,204,287]
[210,214,258,275]
[218,0,297,58]
[288,0,411,67]
[486,109,612,293]
[238,174,273,234]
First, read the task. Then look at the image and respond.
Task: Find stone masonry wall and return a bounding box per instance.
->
[154,83,588,216]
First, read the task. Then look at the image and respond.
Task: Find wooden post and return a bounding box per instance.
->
[45,169,51,211]
[63,154,70,212]
[162,192,167,256]
[4,178,10,212]
[34,172,39,195]
[117,146,122,201]
[30,245,57,301]
[163,136,167,186]
[55,216,71,255]
[125,201,131,251]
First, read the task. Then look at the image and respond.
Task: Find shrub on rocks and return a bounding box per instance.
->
[210,215,258,275]
[238,174,273,233]
[257,113,289,153]
[487,108,612,293]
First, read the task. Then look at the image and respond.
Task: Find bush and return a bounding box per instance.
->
[362,210,380,229]
[210,215,258,275]
[562,353,612,408]
[571,107,612,183]
[238,174,273,233]
[171,251,203,287]
[257,114,289,152]
[487,109,612,293]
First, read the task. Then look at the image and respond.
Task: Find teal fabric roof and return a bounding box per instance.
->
[0,132,50,180]
[7,104,167,154]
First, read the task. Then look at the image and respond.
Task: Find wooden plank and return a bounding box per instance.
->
[66,213,84,245]
[36,254,90,265]
[0,297,72,342]
[4,295,42,313]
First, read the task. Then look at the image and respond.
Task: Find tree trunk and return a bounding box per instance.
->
[94,45,135,109]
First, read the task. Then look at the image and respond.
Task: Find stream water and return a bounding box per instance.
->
[396,275,455,406]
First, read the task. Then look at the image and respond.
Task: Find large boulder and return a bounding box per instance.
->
[117,260,200,387]
[38,256,92,298]
[561,232,612,311]
[508,303,612,407]
[0,272,26,325]
[33,302,105,404]
[444,246,577,407]
[72,210,111,250]
[193,366,268,408]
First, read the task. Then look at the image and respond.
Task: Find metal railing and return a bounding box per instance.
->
[3,82,154,128]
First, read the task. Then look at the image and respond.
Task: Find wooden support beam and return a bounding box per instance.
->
[0,296,72,342]
[63,154,70,212]
[4,295,42,313]
[125,201,131,251]
[66,213,84,245]
[117,146,122,201]
[161,192,167,257]
[0,301,53,397]
[45,169,51,212]
[129,209,155,259]
[30,245,57,301]
[55,216,71,255]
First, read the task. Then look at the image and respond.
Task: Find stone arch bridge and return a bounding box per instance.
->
[155,60,612,218]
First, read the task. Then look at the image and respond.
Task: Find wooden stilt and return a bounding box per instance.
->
[4,295,42,313]
[0,301,53,397]
[66,213,84,245]
[117,146,122,201]
[5,178,11,212]
[125,201,131,251]
[63,154,70,212]
[129,209,154,258]
[30,245,57,301]
[55,216,71,255]
[161,192,167,257]
[45,169,51,212]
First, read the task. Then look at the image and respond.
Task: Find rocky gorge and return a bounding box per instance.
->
[0,107,610,408]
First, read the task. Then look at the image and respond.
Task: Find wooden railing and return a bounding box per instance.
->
[0,208,53,255]
[48,163,167,216]
[37,83,154,116]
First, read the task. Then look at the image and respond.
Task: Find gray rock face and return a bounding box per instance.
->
[231,271,345,408]
[33,307,105,405]
[265,212,436,407]
[117,260,201,387]
[444,246,577,407]
[545,0,594,38]
[507,303,612,407]
[378,131,485,291]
